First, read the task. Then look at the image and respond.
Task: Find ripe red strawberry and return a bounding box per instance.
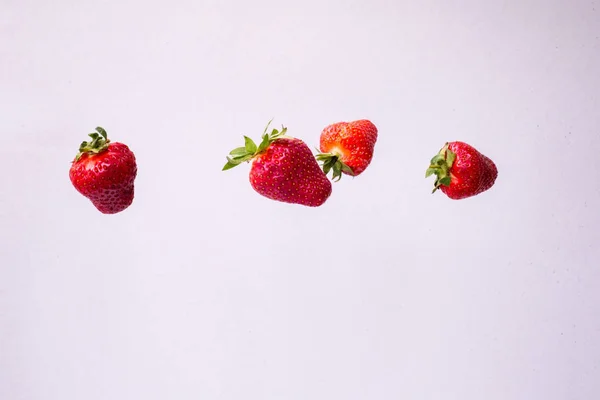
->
[69,127,138,214]
[316,119,378,181]
[426,141,498,200]
[223,121,332,207]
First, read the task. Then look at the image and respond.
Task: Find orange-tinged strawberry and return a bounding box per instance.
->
[223,121,332,207]
[426,141,497,200]
[69,127,137,214]
[316,119,378,181]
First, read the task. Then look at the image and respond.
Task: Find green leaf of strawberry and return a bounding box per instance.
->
[315,152,354,182]
[74,126,111,161]
[439,176,451,186]
[222,120,289,171]
[257,136,270,153]
[445,150,456,168]
[425,167,437,178]
[425,143,456,193]
[244,136,257,153]
[229,147,248,156]
[222,161,237,171]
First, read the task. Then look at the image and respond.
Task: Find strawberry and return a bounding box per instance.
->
[426,141,498,200]
[69,127,138,214]
[223,121,332,207]
[316,119,378,181]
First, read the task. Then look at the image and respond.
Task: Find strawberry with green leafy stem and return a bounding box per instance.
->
[426,141,498,200]
[69,127,138,214]
[223,121,332,207]
[316,119,378,181]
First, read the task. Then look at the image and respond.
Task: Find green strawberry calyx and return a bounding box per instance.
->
[425,143,457,194]
[74,127,111,162]
[315,151,354,182]
[222,120,289,171]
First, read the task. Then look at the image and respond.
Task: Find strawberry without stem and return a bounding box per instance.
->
[316,119,378,181]
[426,141,497,200]
[69,127,137,214]
[223,121,332,207]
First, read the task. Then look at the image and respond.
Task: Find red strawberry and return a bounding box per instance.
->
[223,121,332,207]
[69,127,138,214]
[316,119,378,181]
[426,141,498,200]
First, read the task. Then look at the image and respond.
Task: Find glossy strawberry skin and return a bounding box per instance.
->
[440,141,497,200]
[249,138,332,207]
[69,142,137,214]
[319,119,378,176]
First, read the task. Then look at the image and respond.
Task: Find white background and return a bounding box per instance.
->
[1,1,599,399]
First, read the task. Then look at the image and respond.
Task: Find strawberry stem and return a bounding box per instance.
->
[74,127,111,161]
[222,120,288,171]
[425,143,456,193]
